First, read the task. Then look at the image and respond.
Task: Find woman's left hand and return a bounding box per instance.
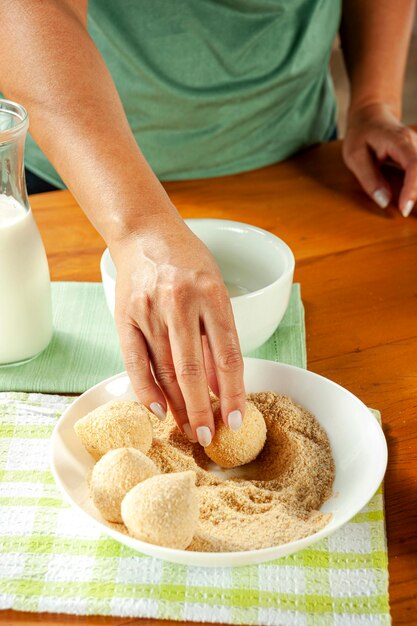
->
[343,102,417,217]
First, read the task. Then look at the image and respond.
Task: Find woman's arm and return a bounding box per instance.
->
[340,0,417,216]
[0,0,246,444]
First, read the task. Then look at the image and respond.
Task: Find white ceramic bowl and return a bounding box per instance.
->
[50,358,387,568]
[100,219,295,354]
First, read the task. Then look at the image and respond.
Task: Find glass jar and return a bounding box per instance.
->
[0,99,52,366]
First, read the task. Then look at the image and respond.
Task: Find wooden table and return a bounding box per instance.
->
[1,138,416,625]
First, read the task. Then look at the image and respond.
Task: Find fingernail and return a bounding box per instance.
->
[150,402,166,421]
[372,188,390,209]
[228,410,242,431]
[402,199,414,218]
[183,423,197,442]
[196,426,212,447]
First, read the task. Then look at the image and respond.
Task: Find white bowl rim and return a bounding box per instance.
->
[50,358,388,566]
[100,218,295,301]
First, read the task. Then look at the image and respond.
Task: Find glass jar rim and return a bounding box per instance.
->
[0,99,29,144]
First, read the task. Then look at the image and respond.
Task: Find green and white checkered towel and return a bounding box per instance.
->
[0,393,390,624]
[0,282,390,624]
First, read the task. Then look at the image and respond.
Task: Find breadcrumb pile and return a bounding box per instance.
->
[148,392,335,551]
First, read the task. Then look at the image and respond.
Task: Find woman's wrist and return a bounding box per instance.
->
[105,204,178,247]
[98,179,181,249]
[106,204,187,272]
[347,100,401,126]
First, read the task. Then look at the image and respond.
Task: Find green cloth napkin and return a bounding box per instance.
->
[0,282,122,393]
[0,281,305,393]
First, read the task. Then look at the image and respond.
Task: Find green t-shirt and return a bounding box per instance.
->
[25,0,341,187]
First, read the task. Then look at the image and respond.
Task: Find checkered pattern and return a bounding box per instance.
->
[0,283,390,623]
[0,393,390,624]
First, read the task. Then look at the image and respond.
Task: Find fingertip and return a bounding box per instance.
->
[196,425,212,447]
[372,188,391,209]
[185,403,215,446]
[131,380,167,419]
[227,409,243,432]
[220,392,246,430]
[401,199,414,218]
[149,401,167,421]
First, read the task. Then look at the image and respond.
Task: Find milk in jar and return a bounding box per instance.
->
[0,99,52,365]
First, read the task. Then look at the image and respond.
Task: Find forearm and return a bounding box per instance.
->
[0,2,246,433]
[0,0,177,244]
[340,0,416,117]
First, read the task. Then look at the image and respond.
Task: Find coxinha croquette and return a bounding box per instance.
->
[74,400,153,460]
[89,447,159,523]
[205,400,267,468]
[74,398,266,549]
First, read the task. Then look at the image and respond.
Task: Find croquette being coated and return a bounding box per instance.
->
[89,447,159,523]
[74,400,153,460]
[204,400,267,468]
[121,470,199,549]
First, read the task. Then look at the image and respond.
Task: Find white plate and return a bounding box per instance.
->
[50,358,387,567]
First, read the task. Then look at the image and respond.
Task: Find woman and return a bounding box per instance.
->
[1,0,415,447]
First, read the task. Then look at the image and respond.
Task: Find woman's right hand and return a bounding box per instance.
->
[109,211,246,448]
